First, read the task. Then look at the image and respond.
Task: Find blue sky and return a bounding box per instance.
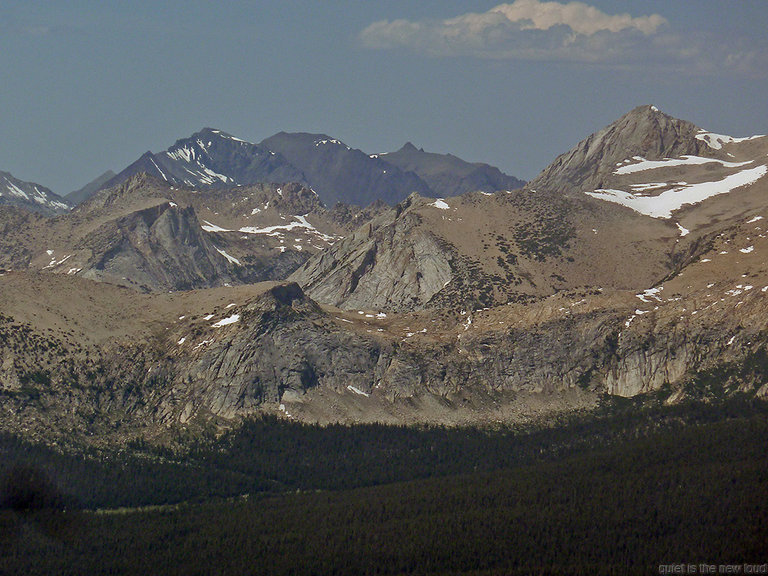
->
[1,1,767,194]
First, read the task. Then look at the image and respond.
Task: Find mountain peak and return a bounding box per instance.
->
[0,170,70,216]
[194,127,253,145]
[85,127,522,208]
[66,170,117,206]
[624,104,664,118]
[529,105,709,195]
[166,128,254,152]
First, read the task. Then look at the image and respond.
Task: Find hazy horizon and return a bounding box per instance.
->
[2,0,766,194]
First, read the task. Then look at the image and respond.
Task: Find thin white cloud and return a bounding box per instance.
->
[358,0,765,76]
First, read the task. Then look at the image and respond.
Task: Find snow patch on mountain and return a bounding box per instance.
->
[201,220,231,233]
[216,248,241,265]
[5,181,28,199]
[315,138,350,150]
[695,130,765,150]
[211,313,240,328]
[636,287,663,303]
[209,129,250,144]
[0,171,70,214]
[615,155,751,175]
[586,165,768,219]
[203,214,338,244]
[167,145,196,163]
[347,385,369,397]
[150,158,169,181]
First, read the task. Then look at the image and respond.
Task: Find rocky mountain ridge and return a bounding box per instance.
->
[1,105,767,448]
[0,170,70,216]
[3,231,768,446]
[0,173,376,292]
[289,187,681,312]
[99,128,305,196]
[259,132,433,206]
[528,105,713,196]
[290,105,768,312]
[382,141,525,199]
[68,129,524,208]
[65,170,116,206]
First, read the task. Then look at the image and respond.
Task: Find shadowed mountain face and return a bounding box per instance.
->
[382,142,525,197]
[100,128,306,194]
[74,129,524,208]
[65,170,116,206]
[0,171,69,216]
[259,132,433,206]
[260,134,527,206]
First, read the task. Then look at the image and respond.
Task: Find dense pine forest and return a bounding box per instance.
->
[1,397,767,574]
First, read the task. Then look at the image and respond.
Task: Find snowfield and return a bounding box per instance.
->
[695,131,764,150]
[211,313,240,328]
[614,155,751,175]
[586,165,768,219]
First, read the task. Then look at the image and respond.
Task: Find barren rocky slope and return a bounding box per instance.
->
[3,224,768,447]
[1,105,767,448]
[289,186,681,312]
[0,174,376,291]
[528,105,714,196]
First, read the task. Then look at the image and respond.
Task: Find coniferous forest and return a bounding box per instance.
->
[1,397,767,574]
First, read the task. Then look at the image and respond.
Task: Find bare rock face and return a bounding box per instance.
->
[529,105,711,195]
[126,288,768,425]
[290,195,453,312]
[166,283,383,420]
[2,269,768,446]
[78,202,231,291]
[0,173,383,293]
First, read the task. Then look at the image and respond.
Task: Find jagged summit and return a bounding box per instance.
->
[97,129,305,195]
[260,131,433,206]
[382,142,525,197]
[399,142,420,152]
[76,171,172,215]
[0,170,70,216]
[73,127,523,207]
[525,106,768,222]
[529,105,711,195]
